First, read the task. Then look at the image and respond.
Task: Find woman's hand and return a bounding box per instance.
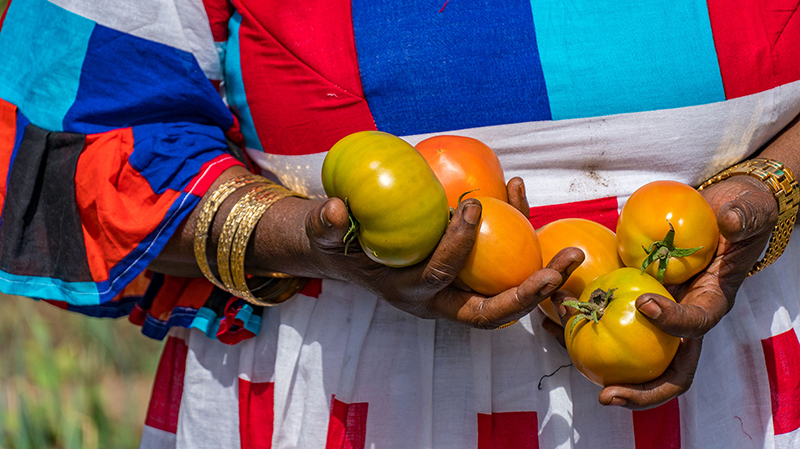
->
[302,177,584,328]
[546,174,779,409]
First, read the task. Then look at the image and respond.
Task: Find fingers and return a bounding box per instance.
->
[715,180,778,244]
[305,198,353,253]
[417,199,483,292]
[507,177,530,218]
[635,293,725,339]
[598,337,702,410]
[459,247,584,328]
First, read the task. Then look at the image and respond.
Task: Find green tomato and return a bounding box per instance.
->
[321,131,450,267]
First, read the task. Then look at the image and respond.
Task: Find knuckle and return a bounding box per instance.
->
[422,262,457,289]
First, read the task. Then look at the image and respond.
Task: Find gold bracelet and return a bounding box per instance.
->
[230,185,308,306]
[193,174,266,290]
[217,184,275,292]
[698,158,800,276]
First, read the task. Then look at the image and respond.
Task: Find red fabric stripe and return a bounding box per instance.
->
[145,336,188,434]
[529,196,619,231]
[238,379,274,449]
[42,299,69,310]
[325,396,368,449]
[233,0,376,155]
[0,98,17,214]
[706,0,800,99]
[300,278,322,298]
[477,411,539,449]
[183,154,242,195]
[201,0,234,42]
[761,328,800,435]
[632,398,681,449]
[0,0,12,32]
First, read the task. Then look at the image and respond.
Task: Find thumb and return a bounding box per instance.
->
[715,182,778,244]
[306,197,352,252]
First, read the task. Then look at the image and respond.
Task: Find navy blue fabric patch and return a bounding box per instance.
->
[351,0,550,136]
[63,25,232,134]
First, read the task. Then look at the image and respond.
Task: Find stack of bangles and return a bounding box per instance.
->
[193,174,309,306]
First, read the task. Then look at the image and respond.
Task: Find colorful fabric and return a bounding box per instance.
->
[2,0,800,448]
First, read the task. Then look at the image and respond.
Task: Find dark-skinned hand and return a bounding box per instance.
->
[303,177,584,328]
[543,175,778,409]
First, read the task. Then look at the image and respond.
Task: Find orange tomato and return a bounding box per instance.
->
[616,180,719,285]
[416,135,508,209]
[458,197,543,296]
[536,218,623,324]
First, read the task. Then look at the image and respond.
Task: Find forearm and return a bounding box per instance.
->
[759,112,800,180]
[148,165,321,278]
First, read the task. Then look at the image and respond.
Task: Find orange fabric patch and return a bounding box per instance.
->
[0,98,18,214]
[76,128,181,282]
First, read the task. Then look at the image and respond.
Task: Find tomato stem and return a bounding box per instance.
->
[342,198,360,255]
[563,288,616,335]
[641,220,703,284]
[457,189,480,204]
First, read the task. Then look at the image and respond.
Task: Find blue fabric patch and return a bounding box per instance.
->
[65,296,140,319]
[0,0,94,131]
[63,25,233,134]
[225,12,262,151]
[96,193,201,303]
[130,122,228,194]
[351,0,550,136]
[189,307,218,336]
[234,304,262,335]
[529,0,725,120]
[141,306,198,341]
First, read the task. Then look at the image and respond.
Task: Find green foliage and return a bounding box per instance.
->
[0,294,164,449]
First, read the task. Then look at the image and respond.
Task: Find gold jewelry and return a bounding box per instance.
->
[193,174,265,290]
[698,158,800,276]
[218,182,308,306]
[217,184,275,292]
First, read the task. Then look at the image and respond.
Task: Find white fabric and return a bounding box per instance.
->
[49,0,222,80]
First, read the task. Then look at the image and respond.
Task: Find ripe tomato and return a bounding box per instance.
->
[564,267,680,386]
[415,135,508,209]
[536,218,623,324]
[458,197,543,296]
[321,131,450,267]
[616,180,719,284]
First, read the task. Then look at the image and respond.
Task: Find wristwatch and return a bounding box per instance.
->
[698,158,800,276]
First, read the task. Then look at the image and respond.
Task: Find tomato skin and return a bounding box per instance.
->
[564,267,680,386]
[415,135,508,209]
[321,131,450,267]
[458,197,543,296]
[616,180,719,285]
[536,218,623,324]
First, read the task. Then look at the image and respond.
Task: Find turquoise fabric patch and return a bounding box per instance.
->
[0,270,99,306]
[235,304,262,335]
[529,0,725,120]
[0,0,94,131]
[190,307,217,336]
[225,12,262,151]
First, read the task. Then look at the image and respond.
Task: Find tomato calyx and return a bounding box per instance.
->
[563,287,617,335]
[342,198,361,255]
[641,221,703,283]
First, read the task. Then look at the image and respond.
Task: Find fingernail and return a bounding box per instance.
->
[557,303,567,318]
[539,283,557,297]
[638,298,662,319]
[608,397,627,407]
[518,183,526,198]
[463,203,481,225]
[320,205,333,228]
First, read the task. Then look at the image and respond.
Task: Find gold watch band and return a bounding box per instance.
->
[698,158,800,276]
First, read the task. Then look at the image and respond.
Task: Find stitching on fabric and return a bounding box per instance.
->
[234,2,366,101]
[773,3,800,46]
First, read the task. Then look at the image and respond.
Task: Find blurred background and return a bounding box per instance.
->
[0,294,162,449]
[1,0,165,447]
[0,294,163,449]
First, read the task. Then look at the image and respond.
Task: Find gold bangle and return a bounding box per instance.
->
[230,185,308,306]
[217,184,275,292]
[698,158,800,276]
[193,174,266,290]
